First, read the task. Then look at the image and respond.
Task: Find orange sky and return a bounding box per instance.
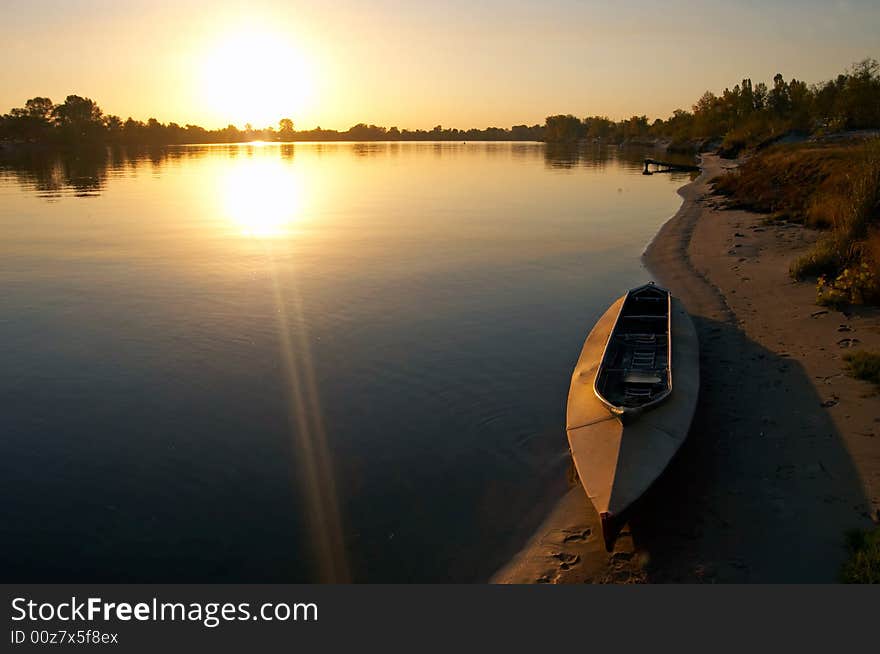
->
[2,0,879,130]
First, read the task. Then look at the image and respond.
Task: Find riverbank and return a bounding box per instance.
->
[494,154,880,583]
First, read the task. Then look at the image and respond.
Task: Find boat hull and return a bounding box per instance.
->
[565,294,699,550]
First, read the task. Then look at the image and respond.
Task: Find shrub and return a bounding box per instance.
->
[843,350,880,385]
[841,527,880,583]
[815,281,849,309]
[816,263,879,307]
[790,235,848,280]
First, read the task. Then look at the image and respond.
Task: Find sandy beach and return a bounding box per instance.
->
[495,153,880,583]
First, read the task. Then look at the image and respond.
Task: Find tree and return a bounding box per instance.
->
[787,78,812,131]
[584,116,614,140]
[767,73,791,117]
[103,114,123,141]
[738,79,755,118]
[24,97,54,120]
[122,117,144,142]
[278,118,295,141]
[692,91,722,137]
[753,82,768,111]
[622,115,649,140]
[4,96,55,141]
[104,115,122,130]
[220,124,241,142]
[841,58,880,128]
[53,95,103,140]
[544,114,582,142]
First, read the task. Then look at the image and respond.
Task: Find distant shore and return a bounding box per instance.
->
[495,154,879,583]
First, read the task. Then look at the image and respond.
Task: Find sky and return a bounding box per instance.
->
[1,0,879,130]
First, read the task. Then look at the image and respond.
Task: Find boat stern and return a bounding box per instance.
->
[599,511,618,552]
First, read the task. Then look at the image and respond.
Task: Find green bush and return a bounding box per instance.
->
[841,527,880,583]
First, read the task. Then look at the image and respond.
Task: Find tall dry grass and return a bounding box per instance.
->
[713,138,880,303]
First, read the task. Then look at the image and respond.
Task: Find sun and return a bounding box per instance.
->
[200,30,314,128]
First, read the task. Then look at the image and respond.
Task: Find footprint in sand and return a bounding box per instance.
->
[561,527,591,543]
[552,552,581,571]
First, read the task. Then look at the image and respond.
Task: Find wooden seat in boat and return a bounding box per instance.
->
[623,371,663,384]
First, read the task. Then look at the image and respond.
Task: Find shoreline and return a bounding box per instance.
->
[495,154,880,583]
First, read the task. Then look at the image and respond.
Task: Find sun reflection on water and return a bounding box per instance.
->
[221,157,303,237]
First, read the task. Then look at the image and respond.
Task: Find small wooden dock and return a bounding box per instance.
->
[643,158,700,175]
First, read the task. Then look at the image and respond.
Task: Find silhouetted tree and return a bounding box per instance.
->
[544,115,583,142]
[279,118,294,140]
[53,95,103,141]
[4,96,55,141]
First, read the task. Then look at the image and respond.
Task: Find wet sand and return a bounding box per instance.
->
[494,154,880,583]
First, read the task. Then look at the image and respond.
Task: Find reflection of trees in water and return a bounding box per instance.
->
[352,143,386,157]
[63,149,110,197]
[509,143,541,159]
[0,146,110,198]
[542,143,683,172]
[543,142,583,169]
[0,145,190,198]
[543,143,618,170]
[0,142,683,200]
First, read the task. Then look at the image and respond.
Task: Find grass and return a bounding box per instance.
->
[843,350,880,385]
[841,527,880,583]
[711,142,859,224]
[717,116,797,158]
[712,139,879,229]
[715,138,880,306]
[790,235,848,280]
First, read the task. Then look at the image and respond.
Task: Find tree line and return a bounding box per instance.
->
[2,58,877,149]
[544,58,880,153]
[0,96,544,145]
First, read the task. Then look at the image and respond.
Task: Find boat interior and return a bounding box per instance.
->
[596,285,670,409]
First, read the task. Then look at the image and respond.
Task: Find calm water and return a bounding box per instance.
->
[0,142,689,582]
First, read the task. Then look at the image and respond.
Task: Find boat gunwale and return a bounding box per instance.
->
[592,283,673,418]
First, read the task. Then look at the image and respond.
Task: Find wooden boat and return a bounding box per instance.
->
[566,283,699,550]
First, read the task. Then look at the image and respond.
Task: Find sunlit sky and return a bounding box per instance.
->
[2,0,878,130]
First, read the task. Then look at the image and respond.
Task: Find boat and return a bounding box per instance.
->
[565,282,699,550]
